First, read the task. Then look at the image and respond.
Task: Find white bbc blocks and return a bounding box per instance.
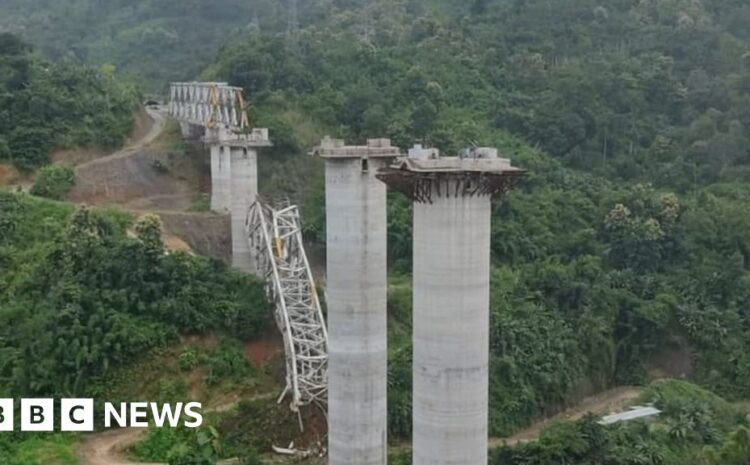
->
[61,398,94,431]
[21,399,54,432]
[0,399,13,431]
[2,399,94,431]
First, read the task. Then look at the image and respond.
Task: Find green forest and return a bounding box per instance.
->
[2,0,750,464]
[0,0,296,92]
[0,33,137,171]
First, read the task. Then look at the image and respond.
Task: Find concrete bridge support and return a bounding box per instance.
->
[230,145,259,273]
[179,122,205,140]
[205,128,271,274]
[316,137,399,465]
[412,189,491,465]
[378,146,523,465]
[209,144,231,213]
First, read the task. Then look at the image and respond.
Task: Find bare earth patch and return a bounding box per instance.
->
[245,336,284,367]
[77,429,157,465]
[0,163,20,186]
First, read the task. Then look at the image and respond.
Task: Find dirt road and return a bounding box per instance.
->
[67,106,231,259]
[490,386,642,448]
[77,429,158,465]
[76,107,167,171]
[68,107,195,209]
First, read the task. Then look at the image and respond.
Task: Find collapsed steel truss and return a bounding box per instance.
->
[246,201,328,414]
[169,82,249,130]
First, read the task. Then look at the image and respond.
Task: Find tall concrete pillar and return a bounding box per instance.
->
[210,144,231,213]
[205,128,271,274]
[315,137,400,465]
[377,146,523,465]
[230,145,258,273]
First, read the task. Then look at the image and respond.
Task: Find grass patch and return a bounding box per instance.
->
[10,434,79,465]
[188,193,211,212]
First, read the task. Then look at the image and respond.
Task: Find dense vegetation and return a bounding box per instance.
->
[0,191,272,462]
[203,0,750,445]
[492,381,750,465]
[209,0,750,188]
[30,164,76,200]
[0,0,304,92]
[0,192,270,399]
[0,33,137,171]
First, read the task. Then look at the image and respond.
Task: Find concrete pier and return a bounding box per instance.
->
[209,144,231,213]
[205,128,271,274]
[315,137,400,465]
[179,121,204,140]
[229,144,258,273]
[378,146,523,465]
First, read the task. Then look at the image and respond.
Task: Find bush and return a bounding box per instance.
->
[202,339,252,386]
[178,348,200,371]
[30,164,75,200]
[388,344,413,438]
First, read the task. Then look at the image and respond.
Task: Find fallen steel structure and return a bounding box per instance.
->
[246,201,329,416]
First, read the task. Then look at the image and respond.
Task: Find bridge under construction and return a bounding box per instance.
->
[169,82,524,465]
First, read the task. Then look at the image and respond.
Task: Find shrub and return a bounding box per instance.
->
[202,339,253,386]
[30,164,75,200]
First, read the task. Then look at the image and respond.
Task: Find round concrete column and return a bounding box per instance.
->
[412,187,492,465]
[326,157,389,465]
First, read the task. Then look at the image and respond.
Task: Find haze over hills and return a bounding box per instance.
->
[0,0,272,91]
[2,1,750,464]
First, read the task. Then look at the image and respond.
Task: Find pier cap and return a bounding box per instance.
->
[377,144,525,203]
[204,127,272,147]
[312,136,401,159]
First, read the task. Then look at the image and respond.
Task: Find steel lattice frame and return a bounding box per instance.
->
[169,82,249,130]
[246,201,328,413]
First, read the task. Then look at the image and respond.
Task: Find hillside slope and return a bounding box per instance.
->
[203,0,750,443]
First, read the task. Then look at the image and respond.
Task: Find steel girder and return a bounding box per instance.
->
[246,201,328,413]
[169,82,249,130]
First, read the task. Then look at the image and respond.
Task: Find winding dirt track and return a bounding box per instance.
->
[77,429,159,465]
[489,386,642,448]
[68,107,193,209]
[76,107,167,171]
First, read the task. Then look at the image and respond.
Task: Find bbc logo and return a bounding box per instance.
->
[0,399,94,432]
